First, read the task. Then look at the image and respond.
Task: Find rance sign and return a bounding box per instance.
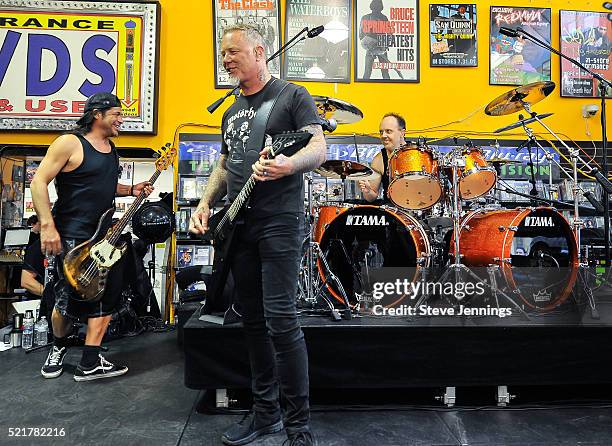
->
[0,0,159,133]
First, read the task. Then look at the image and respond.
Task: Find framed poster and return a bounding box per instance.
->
[560,10,611,98]
[213,0,281,88]
[0,0,160,133]
[283,0,351,82]
[355,0,419,82]
[490,6,551,86]
[430,4,477,67]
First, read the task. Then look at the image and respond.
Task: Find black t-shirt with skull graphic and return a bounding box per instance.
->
[220,78,320,216]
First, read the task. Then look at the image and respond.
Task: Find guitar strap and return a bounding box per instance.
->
[242,77,290,182]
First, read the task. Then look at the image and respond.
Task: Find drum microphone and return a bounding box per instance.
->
[584,191,605,214]
[499,27,521,38]
[319,117,337,133]
[307,25,325,38]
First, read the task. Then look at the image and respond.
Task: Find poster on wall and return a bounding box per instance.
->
[490,6,551,85]
[355,0,419,82]
[430,4,477,67]
[283,0,351,82]
[560,10,611,98]
[213,0,281,88]
[0,0,160,133]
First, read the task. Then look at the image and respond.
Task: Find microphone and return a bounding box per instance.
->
[604,2,612,9]
[307,25,325,38]
[319,117,337,133]
[591,167,612,194]
[499,27,520,38]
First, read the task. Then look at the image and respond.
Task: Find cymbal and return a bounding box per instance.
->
[312,96,364,124]
[315,160,372,179]
[487,158,523,164]
[494,113,554,133]
[485,81,556,116]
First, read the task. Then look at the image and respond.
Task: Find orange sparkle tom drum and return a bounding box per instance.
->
[388,144,443,210]
[458,147,497,199]
[451,207,578,311]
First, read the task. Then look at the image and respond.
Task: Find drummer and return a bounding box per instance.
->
[359,113,406,203]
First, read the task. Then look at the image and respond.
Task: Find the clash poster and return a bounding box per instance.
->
[355,0,419,82]
[490,6,551,86]
[284,0,351,82]
[560,10,611,98]
[213,0,281,88]
[430,4,477,67]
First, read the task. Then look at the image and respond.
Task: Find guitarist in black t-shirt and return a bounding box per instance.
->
[189,25,326,446]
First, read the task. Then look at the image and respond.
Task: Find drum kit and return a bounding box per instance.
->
[297,82,603,319]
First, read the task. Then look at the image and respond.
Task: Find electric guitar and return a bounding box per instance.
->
[202,131,312,313]
[63,144,176,302]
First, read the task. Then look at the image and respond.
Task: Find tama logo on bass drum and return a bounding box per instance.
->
[346,215,389,226]
[524,216,554,227]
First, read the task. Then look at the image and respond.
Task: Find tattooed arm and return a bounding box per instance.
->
[252,124,327,181]
[189,154,228,234]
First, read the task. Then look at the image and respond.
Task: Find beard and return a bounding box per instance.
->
[225,69,241,86]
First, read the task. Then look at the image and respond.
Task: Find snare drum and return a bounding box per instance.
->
[388,144,443,210]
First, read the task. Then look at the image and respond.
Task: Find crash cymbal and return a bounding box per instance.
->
[313,96,364,124]
[494,113,554,133]
[315,160,372,179]
[487,158,523,164]
[485,81,555,116]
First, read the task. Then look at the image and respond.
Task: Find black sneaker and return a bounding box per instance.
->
[221,412,283,446]
[41,345,68,379]
[284,431,316,446]
[73,354,128,382]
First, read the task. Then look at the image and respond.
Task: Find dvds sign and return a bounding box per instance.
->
[0,1,159,133]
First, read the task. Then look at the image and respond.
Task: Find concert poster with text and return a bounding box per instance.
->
[490,6,551,86]
[213,0,281,88]
[284,0,351,82]
[354,0,419,82]
[430,4,477,67]
[560,10,611,98]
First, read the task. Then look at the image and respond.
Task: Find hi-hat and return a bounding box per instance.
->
[485,81,555,116]
[494,113,554,133]
[315,160,372,179]
[313,96,364,124]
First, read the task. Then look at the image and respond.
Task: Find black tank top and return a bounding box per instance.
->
[380,148,390,203]
[53,134,119,239]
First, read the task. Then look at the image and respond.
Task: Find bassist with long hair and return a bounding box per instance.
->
[31,92,153,382]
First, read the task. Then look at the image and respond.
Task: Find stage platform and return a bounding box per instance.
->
[184,299,612,391]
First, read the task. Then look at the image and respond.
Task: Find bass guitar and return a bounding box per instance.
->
[63,144,176,302]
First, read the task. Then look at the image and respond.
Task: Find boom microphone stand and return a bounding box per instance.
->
[500,26,612,266]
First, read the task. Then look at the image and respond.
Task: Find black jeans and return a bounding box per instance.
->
[231,212,309,435]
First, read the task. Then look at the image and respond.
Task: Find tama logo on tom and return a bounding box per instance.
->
[346,215,389,226]
[524,216,554,227]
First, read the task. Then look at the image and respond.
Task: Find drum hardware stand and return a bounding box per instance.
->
[437,147,529,317]
[435,386,456,407]
[516,119,540,204]
[316,242,352,320]
[518,122,602,318]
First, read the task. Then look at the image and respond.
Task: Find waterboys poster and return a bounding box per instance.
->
[430,4,477,67]
[355,0,419,82]
[490,6,551,85]
[284,0,351,82]
[560,10,611,98]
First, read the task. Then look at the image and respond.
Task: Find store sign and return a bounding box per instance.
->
[0,0,159,133]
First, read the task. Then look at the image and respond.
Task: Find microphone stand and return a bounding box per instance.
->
[207,27,311,114]
[513,26,612,266]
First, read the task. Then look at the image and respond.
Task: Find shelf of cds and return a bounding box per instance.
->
[175,135,223,269]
